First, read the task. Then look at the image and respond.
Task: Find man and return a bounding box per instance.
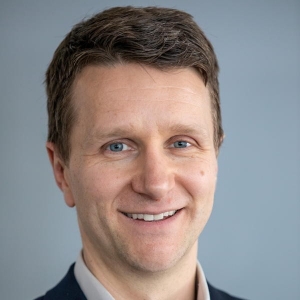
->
[36,6,246,300]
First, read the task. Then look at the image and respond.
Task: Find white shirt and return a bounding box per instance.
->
[74,252,210,300]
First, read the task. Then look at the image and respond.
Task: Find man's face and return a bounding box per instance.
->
[54,64,218,273]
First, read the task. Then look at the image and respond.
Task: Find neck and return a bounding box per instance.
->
[83,243,199,300]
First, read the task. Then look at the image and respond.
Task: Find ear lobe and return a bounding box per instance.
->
[46,142,75,207]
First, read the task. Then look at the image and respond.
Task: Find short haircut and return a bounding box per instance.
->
[46,6,223,163]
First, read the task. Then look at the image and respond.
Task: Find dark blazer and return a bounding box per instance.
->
[35,264,246,300]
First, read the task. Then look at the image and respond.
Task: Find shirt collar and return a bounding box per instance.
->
[74,252,210,300]
[74,252,114,300]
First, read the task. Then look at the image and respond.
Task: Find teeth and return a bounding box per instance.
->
[126,210,177,222]
[153,213,164,220]
[144,214,154,221]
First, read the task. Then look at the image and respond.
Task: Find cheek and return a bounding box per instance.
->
[181,159,217,198]
[69,167,116,229]
[70,163,126,209]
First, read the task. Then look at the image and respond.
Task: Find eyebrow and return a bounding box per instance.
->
[84,128,132,146]
[84,123,211,146]
[167,123,211,138]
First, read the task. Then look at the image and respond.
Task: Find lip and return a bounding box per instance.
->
[119,208,184,231]
[119,208,182,215]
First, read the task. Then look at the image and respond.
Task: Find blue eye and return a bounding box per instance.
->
[173,141,190,148]
[108,142,126,152]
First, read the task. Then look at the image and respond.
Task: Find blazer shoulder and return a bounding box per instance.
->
[208,282,248,300]
[33,263,86,300]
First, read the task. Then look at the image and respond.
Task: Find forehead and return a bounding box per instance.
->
[70,64,213,142]
[71,63,210,107]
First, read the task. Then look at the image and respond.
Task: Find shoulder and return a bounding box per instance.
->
[208,282,248,300]
[33,263,86,300]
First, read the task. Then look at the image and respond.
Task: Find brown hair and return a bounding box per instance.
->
[46,6,223,163]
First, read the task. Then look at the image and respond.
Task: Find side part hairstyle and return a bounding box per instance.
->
[46,6,223,163]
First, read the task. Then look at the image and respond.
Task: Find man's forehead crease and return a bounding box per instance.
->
[96,89,204,106]
[73,85,207,109]
[102,86,200,94]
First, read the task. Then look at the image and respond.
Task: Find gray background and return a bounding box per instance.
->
[0,1,299,299]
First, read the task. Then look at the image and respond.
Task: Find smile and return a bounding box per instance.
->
[125,210,178,222]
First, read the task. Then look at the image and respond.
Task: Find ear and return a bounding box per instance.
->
[46,142,75,207]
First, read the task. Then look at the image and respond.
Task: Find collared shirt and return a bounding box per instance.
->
[74,252,210,300]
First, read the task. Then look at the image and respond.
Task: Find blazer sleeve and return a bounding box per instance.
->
[33,263,87,300]
[208,281,248,300]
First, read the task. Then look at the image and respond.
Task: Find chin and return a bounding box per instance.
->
[120,241,192,274]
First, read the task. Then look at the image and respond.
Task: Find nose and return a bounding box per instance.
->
[131,149,175,200]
